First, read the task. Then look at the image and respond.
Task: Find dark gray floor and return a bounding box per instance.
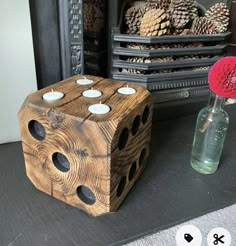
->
[1,105,236,246]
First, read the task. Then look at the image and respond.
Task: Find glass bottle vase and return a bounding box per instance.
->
[190,92,229,174]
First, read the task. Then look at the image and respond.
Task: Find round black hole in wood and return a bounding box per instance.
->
[139,149,146,166]
[117,176,126,197]
[132,115,141,136]
[28,120,45,141]
[52,152,70,172]
[129,161,137,181]
[142,106,150,124]
[77,185,96,205]
[118,128,129,150]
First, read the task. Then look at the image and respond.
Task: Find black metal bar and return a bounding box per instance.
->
[113,32,232,44]
[58,0,71,78]
[113,45,227,57]
[113,56,221,70]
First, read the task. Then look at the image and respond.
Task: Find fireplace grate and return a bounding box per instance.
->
[108,0,232,107]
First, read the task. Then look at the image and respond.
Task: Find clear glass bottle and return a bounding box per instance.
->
[190,92,229,174]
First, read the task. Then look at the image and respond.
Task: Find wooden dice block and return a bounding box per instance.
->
[18,75,153,216]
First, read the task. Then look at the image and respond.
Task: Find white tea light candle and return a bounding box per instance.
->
[118,85,136,95]
[88,102,110,115]
[43,89,64,102]
[76,77,93,85]
[82,88,102,98]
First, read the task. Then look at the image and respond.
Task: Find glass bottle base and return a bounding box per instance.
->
[191,159,218,174]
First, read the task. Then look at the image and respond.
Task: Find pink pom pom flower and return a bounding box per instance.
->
[208,56,236,98]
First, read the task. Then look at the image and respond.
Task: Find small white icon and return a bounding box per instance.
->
[207,227,231,246]
[176,225,202,246]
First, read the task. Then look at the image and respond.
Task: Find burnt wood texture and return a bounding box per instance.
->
[18,75,153,216]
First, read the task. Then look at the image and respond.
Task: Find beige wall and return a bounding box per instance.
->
[0,0,37,144]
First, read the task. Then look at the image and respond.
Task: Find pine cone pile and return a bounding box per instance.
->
[120,1,230,76]
[205,3,230,33]
[140,8,170,36]
[123,0,230,36]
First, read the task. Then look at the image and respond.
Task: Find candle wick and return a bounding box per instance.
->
[126,85,129,88]
[83,76,87,80]
[91,87,93,90]
[99,101,102,104]
[51,89,54,92]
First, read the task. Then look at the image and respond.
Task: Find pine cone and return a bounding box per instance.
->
[84,3,104,32]
[191,17,218,34]
[168,0,191,29]
[159,0,171,10]
[153,56,174,73]
[146,0,159,9]
[127,43,171,50]
[93,7,104,32]
[84,3,94,32]
[133,1,147,9]
[172,28,195,35]
[90,0,104,11]
[186,0,198,20]
[149,44,171,50]
[140,8,170,36]
[146,0,171,10]
[205,3,230,33]
[122,56,173,74]
[193,66,210,71]
[122,57,146,74]
[176,55,199,60]
[125,4,146,34]
[126,43,146,49]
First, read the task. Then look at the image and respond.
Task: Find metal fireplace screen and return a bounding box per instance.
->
[29,0,107,88]
[108,0,232,106]
[58,0,106,77]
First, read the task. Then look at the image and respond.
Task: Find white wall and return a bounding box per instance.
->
[0,0,37,144]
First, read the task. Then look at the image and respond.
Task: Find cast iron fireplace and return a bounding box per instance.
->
[30,0,232,109]
[108,0,232,107]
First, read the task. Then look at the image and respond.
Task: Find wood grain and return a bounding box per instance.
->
[18,75,153,216]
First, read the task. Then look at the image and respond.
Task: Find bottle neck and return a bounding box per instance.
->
[207,92,225,112]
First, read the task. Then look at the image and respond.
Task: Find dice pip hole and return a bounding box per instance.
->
[118,128,129,150]
[77,185,96,205]
[132,115,141,136]
[128,161,137,181]
[142,106,150,124]
[117,176,127,197]
[139,148,146,167]
[52,152,70,172]
[117,105,150,149]
[28,120,46,141]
